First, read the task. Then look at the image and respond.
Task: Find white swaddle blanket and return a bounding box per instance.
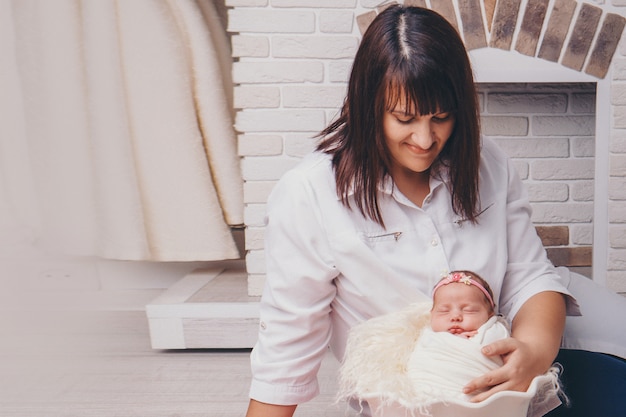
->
[338,302,563,417]
[406,316,509,403]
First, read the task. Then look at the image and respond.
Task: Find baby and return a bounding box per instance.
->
[338,271,563,417]
[430,270,507,340]
[406,270,510,401]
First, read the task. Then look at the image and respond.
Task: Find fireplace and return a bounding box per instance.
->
[228,0,626,295]
[477,81,596,278]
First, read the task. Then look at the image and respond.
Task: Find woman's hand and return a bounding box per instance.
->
[463,336,546,401]
[463,291,566,402]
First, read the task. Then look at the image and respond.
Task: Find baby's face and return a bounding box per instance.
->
[430,283,492,335]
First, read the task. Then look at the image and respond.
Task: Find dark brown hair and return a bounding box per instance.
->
[317,5,481,226]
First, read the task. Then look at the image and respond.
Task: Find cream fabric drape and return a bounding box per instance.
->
[0,0,243,261]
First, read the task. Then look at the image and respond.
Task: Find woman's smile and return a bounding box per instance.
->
[403,139,434,155]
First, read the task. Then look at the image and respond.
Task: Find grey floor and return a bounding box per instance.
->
[0,309,354,417]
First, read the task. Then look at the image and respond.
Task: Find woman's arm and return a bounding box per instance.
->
[246,399,297,417]
[462,141,571,401]
[247,164,338,409]
[463,290,566,401]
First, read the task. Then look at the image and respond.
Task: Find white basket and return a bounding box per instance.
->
[365,373,559,417]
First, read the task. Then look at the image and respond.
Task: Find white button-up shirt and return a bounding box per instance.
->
[249,137,577,406]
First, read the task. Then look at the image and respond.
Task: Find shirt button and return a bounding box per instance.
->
[431,237,439,247]
[260,321,267,330]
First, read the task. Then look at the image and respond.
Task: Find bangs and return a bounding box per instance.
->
[384,66,457,116]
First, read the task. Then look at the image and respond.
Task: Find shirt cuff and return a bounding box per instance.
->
[249,377,320,406]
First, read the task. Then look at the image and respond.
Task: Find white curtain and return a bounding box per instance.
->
[0,0,243,261]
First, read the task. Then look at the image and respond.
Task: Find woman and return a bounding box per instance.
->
[245,5,623,417]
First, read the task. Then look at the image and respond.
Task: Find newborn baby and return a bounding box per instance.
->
[407,271,510,402]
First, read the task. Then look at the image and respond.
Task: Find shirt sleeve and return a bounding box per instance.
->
[498,154,579,320]
[249,167,339,405]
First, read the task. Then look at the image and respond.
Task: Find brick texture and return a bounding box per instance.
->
[430,0,460,33]
[515,0,549,56]
[226,0,267,6]
[479,81,598,271]
[571,180,594,201]
[532,159,595,180]
[481,116,529,136]
[237,135,283,156]
[527,183,569,202]
[490,0,522,50]
[537,0,577,62]
[561,4,603,71]
[546,247,593,267]
[610,225,626,248]
[404,0,427,7]
[231,36,269,57]
[271,0,356,7]
[243,182,275,204]
[232,61,324,84]
[319,11,355,33]
[536,226,569,246]
[234,86,280,108]
[459,0,487,50]
[227,9,315,33]
[585,13,626,78]
[487,93,567,113]
[494,138,569,158]
[532,115,595,136]
[273,36,358,59]
[484,0,497,31]
[356,10,376,35]
[229,2,626,294]
[244,227,265,250]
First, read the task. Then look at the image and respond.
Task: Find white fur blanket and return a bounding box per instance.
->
[338,302,563,417]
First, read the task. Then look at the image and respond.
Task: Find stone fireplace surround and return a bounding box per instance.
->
[228,0,626,295]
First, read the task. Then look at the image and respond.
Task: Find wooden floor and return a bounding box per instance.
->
[0,308,356,417]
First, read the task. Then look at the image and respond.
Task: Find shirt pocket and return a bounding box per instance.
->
[358,230,406,260]
[356,227,427,271]
[362,230,404,244]
[450,201,495,228]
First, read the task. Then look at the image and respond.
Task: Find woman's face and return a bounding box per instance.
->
[430,283,492,335]
[383,94,456,180]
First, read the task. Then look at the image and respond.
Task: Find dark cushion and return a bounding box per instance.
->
[546,349,626,417]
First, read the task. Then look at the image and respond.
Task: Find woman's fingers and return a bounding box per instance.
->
[463,367,509,398]
[463,336,537,402]
[480,337,517,358]
[467,379,514,403]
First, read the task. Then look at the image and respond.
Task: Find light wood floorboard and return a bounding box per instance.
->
[0,310,355,417]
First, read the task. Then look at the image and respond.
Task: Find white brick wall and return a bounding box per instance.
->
[229,1,626,295]
[612,17,626,290]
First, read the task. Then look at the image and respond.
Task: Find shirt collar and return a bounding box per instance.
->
[339,162,450,200]
[378,164,449,197]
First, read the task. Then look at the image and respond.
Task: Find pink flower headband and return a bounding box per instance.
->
[432,271,495,307]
